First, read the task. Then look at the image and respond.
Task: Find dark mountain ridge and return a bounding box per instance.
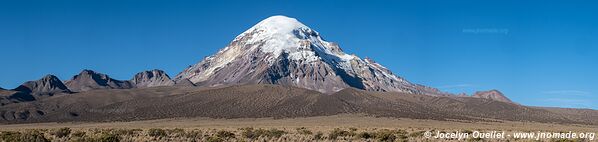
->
[64,70,133,92]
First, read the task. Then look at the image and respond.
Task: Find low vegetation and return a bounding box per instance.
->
[240,127,286,139]
[50,127,71,138]
[0,127,592,142]
[0,130,49,142]
[148,128,167,137]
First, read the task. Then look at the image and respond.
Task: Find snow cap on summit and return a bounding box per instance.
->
[249,15,308,34]
[235,15,328,61]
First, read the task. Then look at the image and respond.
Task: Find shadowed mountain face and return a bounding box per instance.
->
[0,90,34,106]
[64,70,133,92]
[0,85,596,125]
[175,15,449,95]
[13,75,71,96]
[473,90,513,103]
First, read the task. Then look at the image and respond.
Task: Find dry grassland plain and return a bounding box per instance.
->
[1,114,596,142]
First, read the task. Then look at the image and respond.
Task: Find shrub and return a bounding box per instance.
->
[357,132,373,139]
[167,128,185,136]
[185,129,203,139]
[97,133,120,142]
[0,131,49,142]
[396,129,408,140]
[148,128,167,137]
[51,127,71,138]
[72,131,86,137]
[0,131,21,142]
[296,127,312,135]
[396,129,408,135]
[397,134,408,140]
[113,129,139,136]
[328,128,351,140]
[241,128,286,139]
[24,131,50,142]
[89,128,102,134]
[206,136,224,142]
[409,131,425,138]
[375,129,396,142]
[70,136,95,142]
[216,130,235,139]
[314,131,324,140]
[266,129,286,138]
[241,128,258,139]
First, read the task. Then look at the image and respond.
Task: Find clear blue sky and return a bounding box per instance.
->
[1,0,597,109]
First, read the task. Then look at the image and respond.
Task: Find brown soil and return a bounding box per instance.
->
[1,84,597,125]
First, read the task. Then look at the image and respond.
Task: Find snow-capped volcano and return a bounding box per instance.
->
[175,15,448,95]
[233,15,354,63]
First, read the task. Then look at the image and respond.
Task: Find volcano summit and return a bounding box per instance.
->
[175,16,447,95]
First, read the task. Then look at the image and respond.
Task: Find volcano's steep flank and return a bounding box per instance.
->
[175,16,448,95]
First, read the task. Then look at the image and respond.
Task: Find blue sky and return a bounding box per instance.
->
[1,0,597,109]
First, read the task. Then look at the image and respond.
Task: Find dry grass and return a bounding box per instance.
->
[2,114,596,132]
[1,115,597,142]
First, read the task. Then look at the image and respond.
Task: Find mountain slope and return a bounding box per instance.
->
[175,15,448,95]
[2,75,70,106]
[472,90,513,103]
[0,85,594,125]
[64,70,133,92]
[130,69,175,88]
[0,90,34,106]
[173,78,196,86]
[13,75,71,96]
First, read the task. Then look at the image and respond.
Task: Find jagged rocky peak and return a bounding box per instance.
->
[175,15,448,95]
[65,69,132,92]
[14,74,71,96]
[473,89,513,103]
[131,69,175,88]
